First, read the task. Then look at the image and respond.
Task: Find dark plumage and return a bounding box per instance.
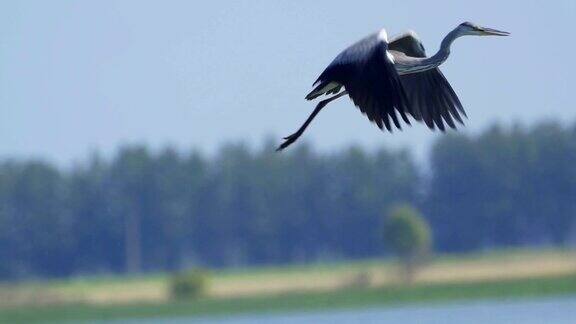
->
[388,32,467,131]
[312,33,411,132]
[277,22,509,151]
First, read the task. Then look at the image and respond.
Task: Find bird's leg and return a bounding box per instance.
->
[276,91,348,151]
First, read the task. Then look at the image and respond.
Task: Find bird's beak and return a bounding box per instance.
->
[479,27,510,36]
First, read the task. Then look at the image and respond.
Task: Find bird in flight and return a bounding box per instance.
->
[277,22,509,151]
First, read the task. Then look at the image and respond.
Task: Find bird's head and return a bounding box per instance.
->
[457,21,510,37]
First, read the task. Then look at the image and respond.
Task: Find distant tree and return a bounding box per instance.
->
[384,205,432,283]
[109,145,154,273]
[5,119,576,279]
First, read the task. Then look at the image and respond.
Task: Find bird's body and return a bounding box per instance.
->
[277,22,509,151]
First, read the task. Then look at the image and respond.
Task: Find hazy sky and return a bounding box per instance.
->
[1,1,575,164]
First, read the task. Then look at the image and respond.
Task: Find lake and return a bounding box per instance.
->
[114,296,576,324]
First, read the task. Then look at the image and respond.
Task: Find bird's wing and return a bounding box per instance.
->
[389,31,467,131]
[389,31,427,58]
[313,31,411,131]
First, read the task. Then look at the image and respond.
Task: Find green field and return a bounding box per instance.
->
[2,275,576,323]
[1,249,576,323]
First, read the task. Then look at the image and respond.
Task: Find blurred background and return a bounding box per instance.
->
[1,1,576,323]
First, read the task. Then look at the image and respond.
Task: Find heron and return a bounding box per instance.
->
[277,22,509,151]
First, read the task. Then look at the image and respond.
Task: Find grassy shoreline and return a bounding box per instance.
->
[1,249,576,322]
[2,273,576,323]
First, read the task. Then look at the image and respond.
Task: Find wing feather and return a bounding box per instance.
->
[313,32,411,132]
[389,31,467,130]
[389,31,426,58]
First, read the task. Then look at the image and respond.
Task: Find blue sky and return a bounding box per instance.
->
[1,0,575,164]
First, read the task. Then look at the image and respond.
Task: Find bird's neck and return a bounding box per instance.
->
[406,28,460,74]
[433,28,460,64]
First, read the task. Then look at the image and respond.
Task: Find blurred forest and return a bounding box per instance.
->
[1,120,576,279]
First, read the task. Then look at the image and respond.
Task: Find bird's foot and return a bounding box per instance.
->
[276,131,303,151]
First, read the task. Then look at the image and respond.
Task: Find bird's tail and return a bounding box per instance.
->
[305,81,341,100]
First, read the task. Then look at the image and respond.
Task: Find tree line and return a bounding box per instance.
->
[1,121,575,279]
